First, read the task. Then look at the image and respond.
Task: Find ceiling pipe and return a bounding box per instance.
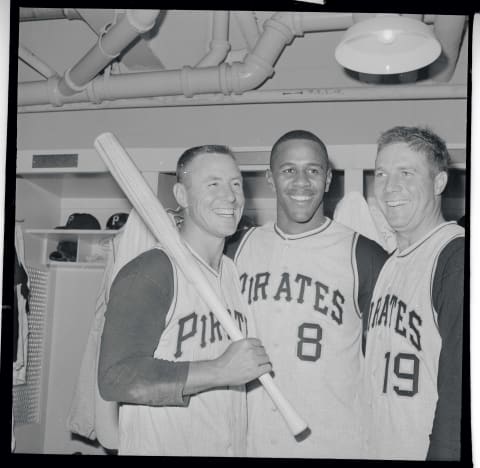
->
[401,14,424,21]
[18,83,466,113]
[195,11,231,68]
[431,15,467,82]
[18,12,354,107]
[56,10,160,98]
[18,44,58,78]
[233,11,261,51]
[19,8,81,21]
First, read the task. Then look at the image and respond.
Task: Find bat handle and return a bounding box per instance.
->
[258,373,309,437]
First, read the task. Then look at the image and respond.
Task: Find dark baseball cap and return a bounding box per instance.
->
[106,212,129,230]
[56,213,101,230]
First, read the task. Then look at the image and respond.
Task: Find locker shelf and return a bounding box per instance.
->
[25,229,117,242]
[25,229,118,267]
[46,261,107,269]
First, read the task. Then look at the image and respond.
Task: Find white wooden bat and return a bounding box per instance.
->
[94,132,309,438]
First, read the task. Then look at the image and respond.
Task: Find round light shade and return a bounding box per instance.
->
[335,15,442,74]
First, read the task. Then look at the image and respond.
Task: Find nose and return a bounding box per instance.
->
[293,169,310,187]
[221,183,237,203]
[384,173,401,192]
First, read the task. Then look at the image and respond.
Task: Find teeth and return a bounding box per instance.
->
[214,208,234,216]
[387,201,406,207]
[291,195,311,201]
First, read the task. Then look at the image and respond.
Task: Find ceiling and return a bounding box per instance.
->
[17,9,469,113]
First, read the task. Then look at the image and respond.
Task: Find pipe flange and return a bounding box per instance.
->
[86,80,103,105]
[290,12,305,37]
[264,17,295,43]
[218,63,231,95]
[46,75,64,107]
[98,28,121,60]
[181,66,194,98]
[126,10,159,33]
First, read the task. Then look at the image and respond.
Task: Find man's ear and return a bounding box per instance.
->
[325,168,333,193]
[434,171,448,196]
[173,182,189,208]
[266,169,276,193]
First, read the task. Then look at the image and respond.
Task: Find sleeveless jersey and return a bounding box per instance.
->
[363,222,465,460]
[119,246,251,456]
[234,219,364,458]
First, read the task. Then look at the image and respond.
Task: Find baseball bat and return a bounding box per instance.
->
[94,132,309,438]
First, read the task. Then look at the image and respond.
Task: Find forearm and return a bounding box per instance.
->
[99,357,190,406]
[184,360,223,395]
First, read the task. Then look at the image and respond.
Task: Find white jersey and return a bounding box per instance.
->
[234,220,364,458]
[363,222,464,460]
[119,247,251,456]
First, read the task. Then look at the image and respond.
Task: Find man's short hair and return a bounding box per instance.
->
[176,145,237,183]
[377,126,451,174]
[270,130,329,169]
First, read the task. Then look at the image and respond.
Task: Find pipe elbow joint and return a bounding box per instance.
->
[46,75,65,106]
[271,12,303,39]
[126,9,160,33]
[229,55,274,94]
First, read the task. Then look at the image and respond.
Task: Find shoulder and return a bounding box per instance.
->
[435,236,465,278]
[225,225,265,260]
[356,234,389,259]
[112,248,174,286]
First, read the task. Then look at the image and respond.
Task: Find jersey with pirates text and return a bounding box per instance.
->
[118,246,251,456]
[363,222,465,460]
[233,219,385,458]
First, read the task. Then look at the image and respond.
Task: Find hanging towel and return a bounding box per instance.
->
[13,223,30,386]
[66,209,159,450]
[333,191,397,253]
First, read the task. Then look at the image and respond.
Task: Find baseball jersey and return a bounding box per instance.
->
[100,245,252,456]
[363,222,465,460]
[233,219,385,458]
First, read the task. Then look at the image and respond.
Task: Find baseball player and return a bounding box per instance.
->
[227,130,387,458]
[363,126,465,460]
[98,145,272,456]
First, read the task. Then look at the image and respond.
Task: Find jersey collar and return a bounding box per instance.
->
[273,217,332,240]
[183,240,222,277]
[395,221,460,258]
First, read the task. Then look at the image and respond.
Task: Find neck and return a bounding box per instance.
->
[180,222,225,271]
[396,210,446,252]
[277,211,327,235]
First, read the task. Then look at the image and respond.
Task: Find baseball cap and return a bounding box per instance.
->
[49,240,78,262]
[56,213,101,230]
[106,212,129,230]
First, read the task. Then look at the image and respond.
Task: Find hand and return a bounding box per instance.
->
[214,338,272,387]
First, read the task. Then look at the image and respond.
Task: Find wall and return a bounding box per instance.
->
[17,99,467,151]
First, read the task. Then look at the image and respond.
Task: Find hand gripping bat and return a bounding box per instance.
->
[94,132,309,439]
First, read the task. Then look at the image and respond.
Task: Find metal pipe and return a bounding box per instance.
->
[20,8,81,21]
[195,11,230,68]
[233,11,260,50]
[432,15,467,82]
[17,84,466,113]
[56,9,160,96]
[17,11,459,108]
[18,44,58,78]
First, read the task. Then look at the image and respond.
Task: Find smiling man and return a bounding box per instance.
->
[98,145,272,456]
[363,126,465,461]
[226,130,387,458]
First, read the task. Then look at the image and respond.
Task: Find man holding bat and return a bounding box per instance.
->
[227,130,387,458]
[98,145,272,456]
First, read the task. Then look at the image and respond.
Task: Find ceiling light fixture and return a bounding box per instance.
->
[335,14,442,75]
